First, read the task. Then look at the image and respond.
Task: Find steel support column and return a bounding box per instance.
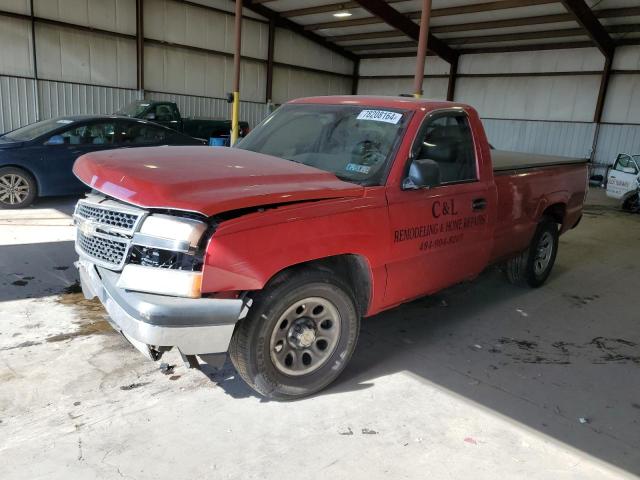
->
[351,58,360,95]
[231,0,242,145]
[136,0,144,92]
[413,0,431,97]
[594,53,613,123]
[447,56,458,101]
[265,19,275,104]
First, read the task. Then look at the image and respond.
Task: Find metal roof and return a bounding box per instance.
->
[241,0,640,62]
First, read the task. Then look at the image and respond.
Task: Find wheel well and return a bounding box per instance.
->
[264,255,372,317]
[543,203,566,226]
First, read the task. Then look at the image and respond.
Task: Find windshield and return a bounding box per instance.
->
[2,118,76,142]
[236,104,409,185]
[117,101,150,117]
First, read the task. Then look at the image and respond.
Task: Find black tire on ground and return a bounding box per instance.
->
[229,269,360,400]
[0,166,37,209]
[622,193,639,212]
[506,217,559,288]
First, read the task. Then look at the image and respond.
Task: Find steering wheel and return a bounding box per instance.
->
[353,140,386,166]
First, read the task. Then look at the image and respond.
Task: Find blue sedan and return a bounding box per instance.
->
[0,115,206,208]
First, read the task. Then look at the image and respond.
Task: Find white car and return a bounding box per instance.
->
[606,153,640,211]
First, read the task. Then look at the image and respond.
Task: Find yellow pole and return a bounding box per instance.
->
[231,91,240,145]
[231,0,242,145]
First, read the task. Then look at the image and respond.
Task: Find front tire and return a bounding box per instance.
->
[0,167,37,209]
[229,269,360,400]
[506,217,559,288]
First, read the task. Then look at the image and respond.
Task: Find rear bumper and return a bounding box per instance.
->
[77,260,246,359]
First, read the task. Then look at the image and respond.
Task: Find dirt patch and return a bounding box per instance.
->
[48,289,114,343]
[489,336,639,365]
[120,382,150,391]
[0,340,42,351]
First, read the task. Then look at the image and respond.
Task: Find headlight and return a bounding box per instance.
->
[119,214,209,298]
[137,214,207,250]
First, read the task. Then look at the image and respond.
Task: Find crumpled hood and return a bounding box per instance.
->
[73,146,364,216]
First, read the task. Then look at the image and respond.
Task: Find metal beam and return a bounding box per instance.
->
[242,1,358,61]
[327,7,640,42]
[306,0,557,30]
[351,58,360,95]
[594,53,613,123]
[352,0,456,64]
[560,0,615,57]
[136,0,144,91]
[281,0,405,18]
[265,19,275,103]
[447,57,458,101]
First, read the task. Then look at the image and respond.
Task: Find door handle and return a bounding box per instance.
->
[472,198,487,211]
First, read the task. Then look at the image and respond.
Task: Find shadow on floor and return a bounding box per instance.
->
[211,207,640,475]
[0,240,78,302]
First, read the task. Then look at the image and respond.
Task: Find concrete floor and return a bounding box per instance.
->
[1,189,638,479]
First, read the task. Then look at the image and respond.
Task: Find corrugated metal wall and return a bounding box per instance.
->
[482,118,597,158]
[0,0,354,133]
[594,125,640,164]
[38,79,141,118]
[357,56,450,99]
[0,76,38,132]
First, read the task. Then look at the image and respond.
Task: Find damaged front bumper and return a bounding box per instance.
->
[76,259,247,361]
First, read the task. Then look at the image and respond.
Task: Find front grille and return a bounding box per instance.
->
[74,197,146,270]
[78,231,129,267]
[76,202,139,231]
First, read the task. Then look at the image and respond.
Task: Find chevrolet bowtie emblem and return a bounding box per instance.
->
[78,219,98,237]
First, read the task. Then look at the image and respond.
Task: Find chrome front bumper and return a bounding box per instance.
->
[77,260,247,360]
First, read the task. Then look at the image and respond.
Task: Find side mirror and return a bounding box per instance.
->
[145,112,156,120]
[403,159,441,190]
[45,135,64,145]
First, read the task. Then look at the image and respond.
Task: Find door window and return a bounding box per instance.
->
[121,123,167,145]
[613,154,638,175]
[153,104,177,122]
[411,113,477,184]
[50,122,117,146]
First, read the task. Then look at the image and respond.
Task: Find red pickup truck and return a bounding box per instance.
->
[73,96,588,399]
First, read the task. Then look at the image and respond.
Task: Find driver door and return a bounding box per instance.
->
[384,111,493,306]
[607,154,638,200]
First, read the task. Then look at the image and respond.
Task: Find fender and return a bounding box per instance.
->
[534,190,569,223]
[201,189,390,315]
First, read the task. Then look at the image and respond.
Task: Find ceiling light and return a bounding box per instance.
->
[333,11,352,18]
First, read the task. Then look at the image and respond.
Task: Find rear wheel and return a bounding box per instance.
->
[0,167,37,209]
[622,193,639,212]
[229,269,360,400]
[506,217,559,288]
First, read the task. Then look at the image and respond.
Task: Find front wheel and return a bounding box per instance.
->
[506,217,559,288]
[229,269,360,400]
[0,167,37,209]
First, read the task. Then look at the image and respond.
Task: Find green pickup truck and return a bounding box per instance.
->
[117,100,250,143]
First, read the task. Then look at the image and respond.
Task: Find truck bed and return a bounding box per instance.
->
[492,150,588,172]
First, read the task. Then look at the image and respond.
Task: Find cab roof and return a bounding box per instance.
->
[288,95,467,112]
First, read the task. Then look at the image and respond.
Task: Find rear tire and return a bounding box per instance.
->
[622,193,639,212]
[229,269,360,400]
[506,217,559,288]
[0,167,37,209]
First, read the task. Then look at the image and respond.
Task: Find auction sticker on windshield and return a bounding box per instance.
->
[357,110,402,124]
